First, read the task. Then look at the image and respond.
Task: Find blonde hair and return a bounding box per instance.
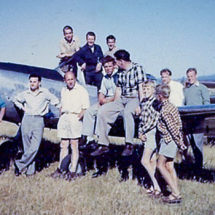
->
[156,84,170,98]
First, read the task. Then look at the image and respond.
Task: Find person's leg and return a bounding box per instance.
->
[166,161,178,188]
[192,133,204,168]
[157,155,180,196]
[93,71,103,90]
[70,139,79,172]
[59,139,69,168]
[141,148,160,192]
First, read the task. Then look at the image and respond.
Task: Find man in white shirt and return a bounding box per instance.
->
[51,71,90,180]
[160,69,184,107]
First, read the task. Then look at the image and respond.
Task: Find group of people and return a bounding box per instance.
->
[0,25,210,205]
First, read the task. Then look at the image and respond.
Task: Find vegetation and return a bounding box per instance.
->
[0,121,215,215]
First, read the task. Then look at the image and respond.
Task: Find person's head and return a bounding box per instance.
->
[114,50,131,69]
[142,80,156,98]
[64,71,76,90]
[102,55,115,76]
[160,69,172,84]
[186,68,197,85]
[63,26,73,41]
[29,74,41,92]
[106,35,116,51]
[155,84,170,101]
[86,31,96,47]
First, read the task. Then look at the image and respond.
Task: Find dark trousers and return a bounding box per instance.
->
[84,71,103,90]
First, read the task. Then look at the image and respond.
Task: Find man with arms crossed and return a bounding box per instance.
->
[51,71,90,180]
[184,68,210,169]
[91,50,145,156]
[13,74,60,176]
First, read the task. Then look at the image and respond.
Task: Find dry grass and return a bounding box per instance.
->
[0,122,215,214]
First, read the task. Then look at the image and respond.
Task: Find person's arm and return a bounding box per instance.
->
[201,85,210,105]
[95,46,103,72]
[0,107,6,122]
[13,92,26,112]
[78,88,90,120]
[47,90,61,109]
[138,83,144,102]
[98,93,114,105]
[114,87,121,101]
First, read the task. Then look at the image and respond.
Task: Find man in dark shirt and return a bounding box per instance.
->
[77,31,103,90]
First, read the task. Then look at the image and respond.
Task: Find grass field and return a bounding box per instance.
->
[0,121,215,215]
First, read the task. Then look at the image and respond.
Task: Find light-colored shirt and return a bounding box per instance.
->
[99,73,117,98]
[13,88,60,116]
[104,46,119,58]
[61,83,90,114]
[169,80,184,107]
[184,80,210,105]
[59,35,80,56]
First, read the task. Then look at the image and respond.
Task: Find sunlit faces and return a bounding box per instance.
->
[103,61,115,75]
[187,70,197,85]
[161,72,171,84]
[64,29,73,42]
[65,72,76,90]
[87,35,95,47]
[107,39,116,50]
[29,77,40,92]
[143,84,155,98]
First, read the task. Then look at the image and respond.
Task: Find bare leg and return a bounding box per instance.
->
[70,139,79,172]
[141,148,160,191]
[166,161,178,188]
[59,139,69,168]
[157,155,180,196]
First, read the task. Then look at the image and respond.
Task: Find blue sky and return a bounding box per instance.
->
[0,0,215,78]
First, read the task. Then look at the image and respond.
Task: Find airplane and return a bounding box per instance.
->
[1,62,215,183]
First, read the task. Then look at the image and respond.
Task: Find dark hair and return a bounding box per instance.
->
[106,35,116,43]
[156,84,170,99]
[160,68,172,76]
[86,31,96,39]
[186,68,197,74]
[29,73,41,82]
[63,26,73,34]
[114,49,131,61]
[101,55,115,66]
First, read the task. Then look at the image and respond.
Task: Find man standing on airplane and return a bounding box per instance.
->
[13,74,60,176]
[104,35,119,57]
[184,68,210,169]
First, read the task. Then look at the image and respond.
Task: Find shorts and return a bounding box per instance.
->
[158,138,177,159]
[145,129,157,151]
[57,113,82,139]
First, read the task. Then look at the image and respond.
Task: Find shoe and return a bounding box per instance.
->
[64,172,78,181]
[79,135,87,147]
[121,144,134,156]
[50,168,63,179]
[162,193,182,204]
[79,140,98,151]
[14,162,21,176]
[145,187,154,195]
[92,170,105,178]
[90,146,109,156]
[151,190,163,198]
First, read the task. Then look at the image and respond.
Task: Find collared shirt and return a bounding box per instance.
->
[61,82,90,114]
[99,72,118,98]
[169,80,184,107]
[138,96,160,134]
[104,46,119,58]
[184,80,210,105]
[77,43,103,72]
[157,100,184,148]
[13,88,60,116]
[59,35,80,56]
[117,63,146,98]
[0,95,6,108]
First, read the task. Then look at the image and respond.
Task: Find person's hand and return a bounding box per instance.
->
[81,63,86,71]
[56,53,66,58]
[139,133,147,142]
[22,106,26,112]
[95,62,102,72]
[179,144,187,151]
[135,106,141,115]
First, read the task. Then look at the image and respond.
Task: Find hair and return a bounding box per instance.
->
[156,84,170,99]
[64,71,76,80]
[143,80,156,89]
[160,68,172,76]
[114,49,131,61]
[63,26,73,34]
[29,73,41,82]
[186,68,197,74]
[86,31,96,39]
[101,55,115,66]
[106,35,116,43]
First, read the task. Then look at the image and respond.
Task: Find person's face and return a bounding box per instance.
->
[29,77,40,91]
[143,85,154,98]
[161,72,171,84]
[104,61,115,75]
[65,72,76,89]
[64,29,73,41]
[187,71,197,85]
[107,39,116,50]
[115,59,124,69]
[87,35,95,47]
